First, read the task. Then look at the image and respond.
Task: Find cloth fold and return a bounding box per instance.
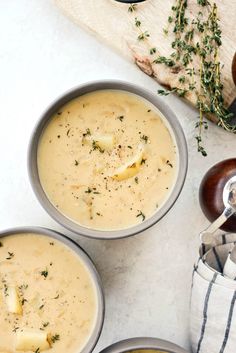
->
[191,233,236,353]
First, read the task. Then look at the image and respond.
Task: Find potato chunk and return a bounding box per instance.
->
[112,145,145,181]
[5,286,22,315]
[15,330,50,351]
[83,134,115,151]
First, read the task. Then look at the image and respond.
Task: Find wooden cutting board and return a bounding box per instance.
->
[55,0,236,123]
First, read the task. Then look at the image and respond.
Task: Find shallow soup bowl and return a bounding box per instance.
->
[0,226,104,353]
[100,337,188,353]
[28,80,188,239]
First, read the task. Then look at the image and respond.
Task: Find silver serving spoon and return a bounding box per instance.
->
[200,175,236,245]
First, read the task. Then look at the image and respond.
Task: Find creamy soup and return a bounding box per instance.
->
[38,90,177,231]
[0,233,98,353]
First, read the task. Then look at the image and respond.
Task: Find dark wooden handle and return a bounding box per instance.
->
[199,159,236,232]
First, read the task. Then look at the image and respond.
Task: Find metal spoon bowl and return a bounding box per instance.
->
[200,175,236,245]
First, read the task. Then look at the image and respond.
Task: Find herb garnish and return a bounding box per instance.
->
[4,284,8,296]
[53,294,59,299]
[35,348,40,353]
[85,187,100,195]
[128,1,235,156]
[82,128,91,137]
[128,4,137,12]
[134,177,139,184]
[6,252,14,260]
[21,298,28,305]
[39,304,45,310]
[40,269,48,278]
[141,135,148,143]
[74,160,79,166]
[166,160,173,168]
[136,211,146,221]
[150,48,156,55]
[117,115,124,122]
[92,141,104,153]
[51,334,60,343]
[140,158,146,165]
[42,322,49,328]
[85,187,92,194]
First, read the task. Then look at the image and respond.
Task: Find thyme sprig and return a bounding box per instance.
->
[128,1,235,156]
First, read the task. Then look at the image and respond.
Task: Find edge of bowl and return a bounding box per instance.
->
[28,80,188,239]
[99,337,188,353]
[0,226,105,353]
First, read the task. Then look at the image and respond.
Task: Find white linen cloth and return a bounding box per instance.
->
[191,233,236,353]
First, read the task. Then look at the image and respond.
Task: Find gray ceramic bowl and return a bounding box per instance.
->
[0,226,105,353]
[100,337,188,353]
[28,80,188,239]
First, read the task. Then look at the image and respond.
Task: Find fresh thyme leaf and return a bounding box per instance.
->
[128,4,137,12]
[141,135,148,143]
[40,269,48,278]
[140,158,146,165]
[51,334,60,343]
[74,160,79,166]
[179,75,186,83]
[35,348,40,353]
[82,128,91,137]
[43,322,49,328]
[53,294,59,299]
[138,31,150,41]
[85,187,92,194]
[157,89,170,96]
[127,145,133,149]
[135,17,141,27]
[39,304,44,310]
[21,298,28,305]
[136,211,146,222]
[117,115,124,122]
[166,160,173,168]
[153,56,175,67]
[195,135,207,156]
[134,177,139,184]
[4,284,8,297]
[92,141,104,153]
[19,284,28,290]
[150,47,156,55]
[6,252,14,260]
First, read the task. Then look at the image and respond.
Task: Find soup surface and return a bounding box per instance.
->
[38,90,178,230]
[0,233,98,353]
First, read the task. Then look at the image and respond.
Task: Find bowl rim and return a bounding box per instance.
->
[28,80,188,239]
[99,337,188,353]
[0,226,105,353]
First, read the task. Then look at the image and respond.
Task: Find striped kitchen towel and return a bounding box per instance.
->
[191,233,236,353]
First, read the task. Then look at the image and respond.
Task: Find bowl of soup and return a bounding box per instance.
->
[99,337,188,353]
[28,81,188,239]
[0,226,104,353]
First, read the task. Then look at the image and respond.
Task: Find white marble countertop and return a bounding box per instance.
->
[1,1,236,352]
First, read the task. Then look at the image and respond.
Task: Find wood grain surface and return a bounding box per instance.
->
[54,0,236,124]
